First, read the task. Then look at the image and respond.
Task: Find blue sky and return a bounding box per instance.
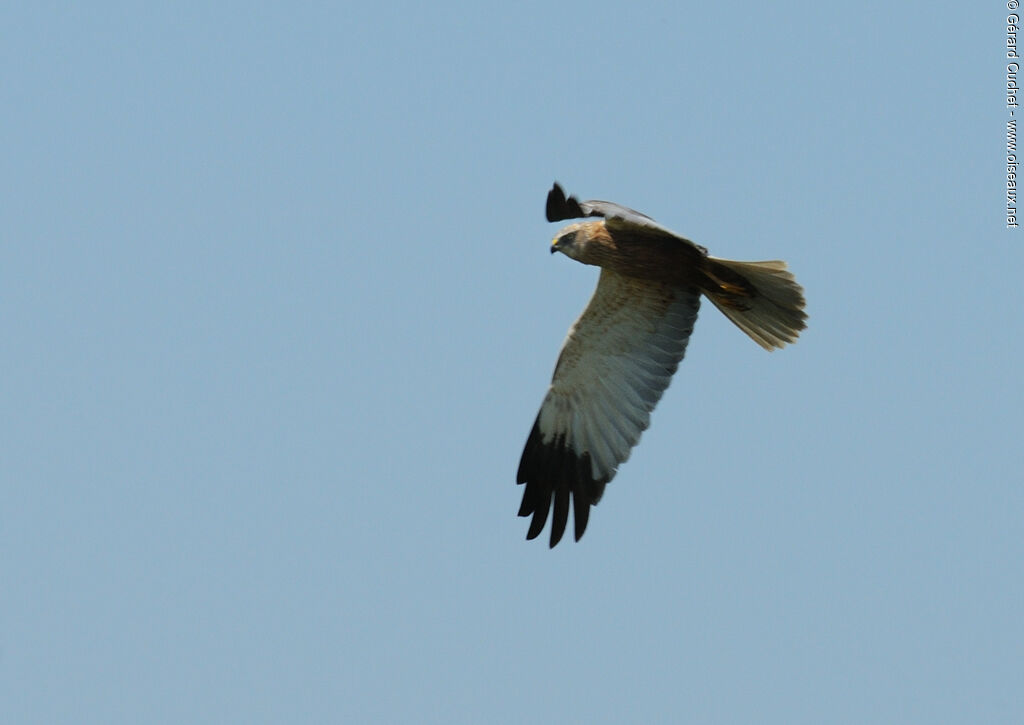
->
[2,3,1018,723]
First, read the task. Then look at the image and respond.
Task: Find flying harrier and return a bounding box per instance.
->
[517,182,807,547]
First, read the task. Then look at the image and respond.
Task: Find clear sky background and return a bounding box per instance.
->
[2,3,1018,724]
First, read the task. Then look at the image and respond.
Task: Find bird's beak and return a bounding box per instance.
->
[550,237,561,254]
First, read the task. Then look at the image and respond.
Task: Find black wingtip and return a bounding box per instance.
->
[517,417,605,547]
[546,182,584,222]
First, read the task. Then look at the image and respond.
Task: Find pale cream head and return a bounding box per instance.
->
[550,222,590,261]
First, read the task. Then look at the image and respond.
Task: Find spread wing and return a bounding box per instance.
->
[546,180,660,225]
[546,182,708,255]
[517,269,701,547]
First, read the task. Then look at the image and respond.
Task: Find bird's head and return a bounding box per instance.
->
[550,223,588,261]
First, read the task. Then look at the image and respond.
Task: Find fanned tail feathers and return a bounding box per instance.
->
[701,258,807,350]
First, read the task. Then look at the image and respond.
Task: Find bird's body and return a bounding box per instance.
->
[551,220,708,287]
[518,183,807,547]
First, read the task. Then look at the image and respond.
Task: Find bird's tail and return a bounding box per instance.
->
[699,257,807,350]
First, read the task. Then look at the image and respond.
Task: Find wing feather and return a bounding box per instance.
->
[517,268,701,546]
[547,182,662,229]
[546,182,709,255]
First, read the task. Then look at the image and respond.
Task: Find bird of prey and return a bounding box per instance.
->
[517,182,807,547]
